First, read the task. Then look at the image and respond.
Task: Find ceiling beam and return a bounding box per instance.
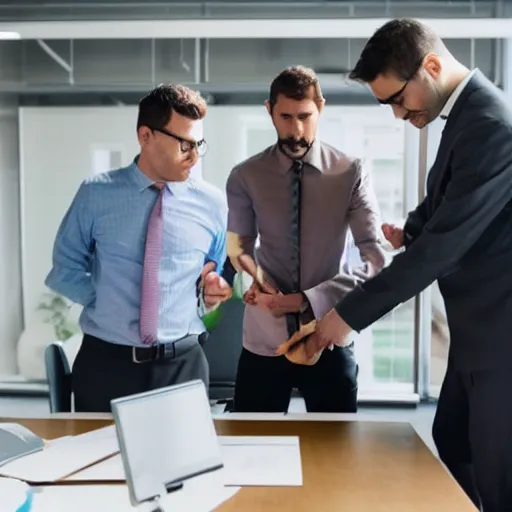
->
[1,18,511,40]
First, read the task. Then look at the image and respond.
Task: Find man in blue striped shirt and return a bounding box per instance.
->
[45,84,232,412]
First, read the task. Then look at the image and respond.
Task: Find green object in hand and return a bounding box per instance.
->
[202,304,223,332]
[201,272,250,332]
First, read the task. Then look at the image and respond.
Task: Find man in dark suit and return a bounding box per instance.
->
[280,18,512,512]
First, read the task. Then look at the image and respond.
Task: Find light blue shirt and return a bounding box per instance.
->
[45,158,227,347]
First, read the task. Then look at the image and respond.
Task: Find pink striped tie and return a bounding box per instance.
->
[140,183,165,345]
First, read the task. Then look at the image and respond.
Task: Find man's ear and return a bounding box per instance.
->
[317,98,326,114]
[137,126,151,145]
[423,53,442,80]
[264,99,272,117]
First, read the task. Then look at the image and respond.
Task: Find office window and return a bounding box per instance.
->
[331,107,415,397]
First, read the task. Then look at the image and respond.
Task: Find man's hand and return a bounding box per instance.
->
[200,262,232,308]
[304,309,353,359]
[242,281,259,306]
[382,223,404,250]
[254,292,305,317]
[275,320,321,365]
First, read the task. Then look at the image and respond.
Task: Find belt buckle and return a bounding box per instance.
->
[162,342,176,360]
[132,346,155,364]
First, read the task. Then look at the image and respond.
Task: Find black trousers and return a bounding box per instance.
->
[72,334,209,412]
[233,343,358,413]
[433,358,512,512]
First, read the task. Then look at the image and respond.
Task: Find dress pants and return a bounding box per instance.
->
[72,334,209,412]
[432,357,512,512]
[233,342,358,413]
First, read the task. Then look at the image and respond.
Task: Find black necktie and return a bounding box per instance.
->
[286,160,303,337]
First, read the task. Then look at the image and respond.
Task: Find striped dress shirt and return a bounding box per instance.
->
[45,157,227,347]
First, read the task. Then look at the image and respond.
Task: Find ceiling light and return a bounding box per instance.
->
[0,32,20,40]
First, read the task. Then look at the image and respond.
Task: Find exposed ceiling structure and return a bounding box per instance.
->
[0,1,507,22]
[0,0,507,105]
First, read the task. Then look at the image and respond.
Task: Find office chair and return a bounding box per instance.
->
[44,341,72,413]
[202,298,244,412]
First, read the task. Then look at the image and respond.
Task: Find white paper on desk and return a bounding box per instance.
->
[32,475,240,512]
[66,435,302,487]
[65,452,124,481]
[0,425,119,483]
[220,436,302,486]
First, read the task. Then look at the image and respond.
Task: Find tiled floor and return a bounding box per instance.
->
[0,395,438,454]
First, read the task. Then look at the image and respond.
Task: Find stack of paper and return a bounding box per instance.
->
[65,435,303,487]
[31,478,240,512]
[0,425,119,483]
[0,425,303,489]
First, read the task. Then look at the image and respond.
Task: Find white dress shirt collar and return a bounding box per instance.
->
[439,68,477,120]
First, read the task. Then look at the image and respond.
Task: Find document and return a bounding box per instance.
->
[31,478,240,512]
[0,425,119,483]
[220,436,303,486]
[65,435,303,487]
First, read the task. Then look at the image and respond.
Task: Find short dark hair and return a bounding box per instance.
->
[268,66,324,109]
[136,83,207,131]
[349,19,444,83]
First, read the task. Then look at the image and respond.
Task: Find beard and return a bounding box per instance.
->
[277,137,313,159]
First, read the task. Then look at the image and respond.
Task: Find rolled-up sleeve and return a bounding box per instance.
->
[226,166,257,238]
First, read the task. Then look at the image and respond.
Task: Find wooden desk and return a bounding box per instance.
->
[3,417,476,512]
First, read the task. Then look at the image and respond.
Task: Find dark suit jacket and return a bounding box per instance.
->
[335,70,512,371]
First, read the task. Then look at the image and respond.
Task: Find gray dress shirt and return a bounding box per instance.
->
[226,140,385,356]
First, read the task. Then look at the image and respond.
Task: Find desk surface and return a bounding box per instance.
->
[3,417,476,512]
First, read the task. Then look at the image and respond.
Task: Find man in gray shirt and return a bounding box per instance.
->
[226,66,385,413]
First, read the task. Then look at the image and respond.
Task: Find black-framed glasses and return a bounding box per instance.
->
[377,56,426,107]
[378,81,409,106]
[152,127,208,157]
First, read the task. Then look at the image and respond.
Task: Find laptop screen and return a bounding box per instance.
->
[111,380,223,506]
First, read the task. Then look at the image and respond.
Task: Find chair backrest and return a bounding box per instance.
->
[44,342,72,413]
[202,298,244,401]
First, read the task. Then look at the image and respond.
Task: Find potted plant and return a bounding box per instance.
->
[16,292,82,381]
[37,292,79,342]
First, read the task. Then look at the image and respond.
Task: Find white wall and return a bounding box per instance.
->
[0,97,22,375]
[20,106,140,325]
[203,105,271,190]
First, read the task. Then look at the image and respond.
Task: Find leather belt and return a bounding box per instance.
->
[132,334,199,364]
[83,333,204,364]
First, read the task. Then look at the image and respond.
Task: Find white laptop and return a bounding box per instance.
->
[111,380,224,510]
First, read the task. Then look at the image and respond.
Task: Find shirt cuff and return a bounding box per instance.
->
[302,287,326,319]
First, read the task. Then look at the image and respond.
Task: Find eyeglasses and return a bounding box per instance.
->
[377,57,426,107]
[378,81,409,106]
[152,127,208,157]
